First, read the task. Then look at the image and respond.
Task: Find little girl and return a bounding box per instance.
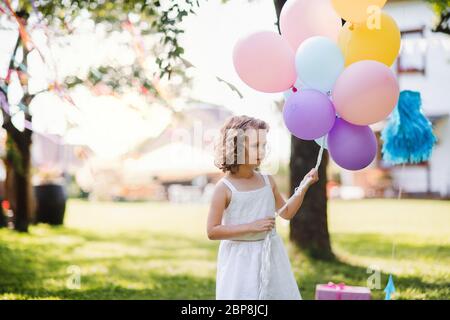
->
[207,115,318,300]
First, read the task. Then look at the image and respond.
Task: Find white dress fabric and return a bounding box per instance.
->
[215,172,302,300]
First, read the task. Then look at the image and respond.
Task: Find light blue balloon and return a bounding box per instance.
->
[315,135,328,150]
[295,36,344,94]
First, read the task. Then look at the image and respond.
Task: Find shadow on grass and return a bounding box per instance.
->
[332,233,450,260]
[0,225,219,299]
[291,233,450,300]
[293,254,449,300]
[41,274,216,300]
[1,226,448,300]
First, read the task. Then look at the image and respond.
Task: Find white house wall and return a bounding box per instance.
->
[430,120,450,196]
[381,1,450,196]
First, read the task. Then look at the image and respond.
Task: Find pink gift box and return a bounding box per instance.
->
[315,282,371,300]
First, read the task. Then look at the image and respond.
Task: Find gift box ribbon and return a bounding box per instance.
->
[326,282,346,300]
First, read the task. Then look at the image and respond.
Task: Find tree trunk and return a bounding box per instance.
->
[289,139,333,260]
[273,0,286,23]
[0,199,6,228]
[273,0,334,260]
[4,107,34,232]
[0,169,5,228]
[1,29,35,232]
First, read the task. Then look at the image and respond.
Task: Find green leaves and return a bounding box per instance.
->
[14,0,200,79]
[425,0,450,34]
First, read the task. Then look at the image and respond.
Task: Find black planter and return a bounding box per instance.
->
[0,200,6,228]
[34,184,67,225]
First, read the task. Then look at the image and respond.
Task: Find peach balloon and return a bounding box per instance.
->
[280,0,341,51]
[332,60,400,126]
[233,31,296,93]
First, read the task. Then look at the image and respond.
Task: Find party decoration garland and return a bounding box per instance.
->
[382,90,436,165]
[381,91,436,299]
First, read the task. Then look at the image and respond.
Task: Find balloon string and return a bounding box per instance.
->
[391,163,405,261]
[259,138,326,300]
[314,136,326,171]
[276,136,326,217]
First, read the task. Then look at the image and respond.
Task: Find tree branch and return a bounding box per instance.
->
[0,33,22,137]
[8,34,22,74]
[434,10,450,35]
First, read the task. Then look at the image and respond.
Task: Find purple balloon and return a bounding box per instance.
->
[327,118,378,171]
[283,89,336,140]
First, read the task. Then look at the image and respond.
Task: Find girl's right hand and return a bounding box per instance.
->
[303,168,319,187]
[248,217,275,233]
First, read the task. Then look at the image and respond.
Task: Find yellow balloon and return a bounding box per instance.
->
[332,0,387,24]
[338,12,401,67]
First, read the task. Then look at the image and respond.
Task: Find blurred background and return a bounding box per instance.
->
[0,0,449,300]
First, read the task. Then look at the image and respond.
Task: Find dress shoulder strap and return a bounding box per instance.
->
[261,173,271,187]
[221,178,237,192]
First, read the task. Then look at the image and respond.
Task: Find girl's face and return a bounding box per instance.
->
[245,129,268,167]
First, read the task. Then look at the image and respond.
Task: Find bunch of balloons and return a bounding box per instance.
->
[233,0,401,171]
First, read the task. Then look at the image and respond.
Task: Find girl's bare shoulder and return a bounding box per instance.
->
[212,179,232,198]
[214,179,228,192]
[209,179,231,209]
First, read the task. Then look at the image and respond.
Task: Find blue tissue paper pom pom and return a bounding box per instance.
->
[381,90,436,165]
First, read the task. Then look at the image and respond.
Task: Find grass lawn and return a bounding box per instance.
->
[0,199,449,300]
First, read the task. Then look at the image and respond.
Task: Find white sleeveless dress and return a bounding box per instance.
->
[215,172,302,300]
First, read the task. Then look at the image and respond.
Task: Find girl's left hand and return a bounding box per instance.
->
[303,168,319,187]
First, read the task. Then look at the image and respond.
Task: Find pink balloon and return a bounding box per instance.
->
[280,0,341,51]
[233,31,296,93]
[332,60,400,126]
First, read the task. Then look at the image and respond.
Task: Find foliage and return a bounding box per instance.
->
[14,0,200,79]
[0,0,201,121]
[425,0,450,34]
[0,0,201,231]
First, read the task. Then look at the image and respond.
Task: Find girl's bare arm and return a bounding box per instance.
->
[269,169,319,221]
[206,182,275,240]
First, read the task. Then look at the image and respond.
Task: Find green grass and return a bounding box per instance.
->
[0,199,449,300]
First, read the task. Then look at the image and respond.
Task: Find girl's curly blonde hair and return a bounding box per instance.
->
[214,115,269,173]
